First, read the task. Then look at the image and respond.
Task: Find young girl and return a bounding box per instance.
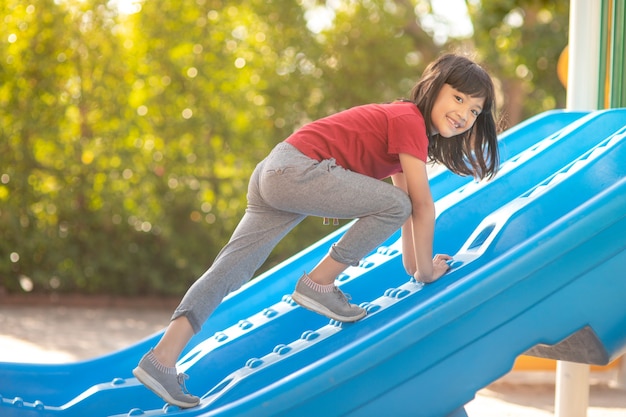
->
[133,53,499,407]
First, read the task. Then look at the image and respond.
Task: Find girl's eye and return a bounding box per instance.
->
[454,95,463,103]
[471,109,480,117]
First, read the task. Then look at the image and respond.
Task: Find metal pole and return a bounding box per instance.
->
[555,361,590,417]
[556,1,602,415]
[566,0,601,110]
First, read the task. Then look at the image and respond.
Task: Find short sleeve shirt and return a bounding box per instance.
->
[285,101,429,180]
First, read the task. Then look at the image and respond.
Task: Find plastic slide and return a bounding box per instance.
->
[2,109,626,417]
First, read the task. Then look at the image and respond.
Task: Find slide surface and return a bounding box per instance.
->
[2,109,626,417]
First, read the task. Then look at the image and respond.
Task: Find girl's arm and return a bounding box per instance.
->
[392,153,451,283]
[391,172,418,276]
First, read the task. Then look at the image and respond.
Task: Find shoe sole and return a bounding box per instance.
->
[132,366,200,409]
[291,291,366,322]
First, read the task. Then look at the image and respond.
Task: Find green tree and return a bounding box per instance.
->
[0,0,162,294]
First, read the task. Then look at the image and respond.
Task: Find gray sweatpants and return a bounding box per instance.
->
[172,142,412,333]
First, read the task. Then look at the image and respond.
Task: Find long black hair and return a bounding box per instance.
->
[411,53,500,180]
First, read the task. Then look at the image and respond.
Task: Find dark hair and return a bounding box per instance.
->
[410,53,499,180]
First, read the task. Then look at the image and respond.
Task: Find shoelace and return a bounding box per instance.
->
[333,287,352,304]
[177,373,193,395]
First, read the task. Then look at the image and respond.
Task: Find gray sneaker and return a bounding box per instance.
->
[291,275,366,322]
[133,349,200,408]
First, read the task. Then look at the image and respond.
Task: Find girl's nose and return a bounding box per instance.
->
[457,111,467,126]
[458,107,469,124]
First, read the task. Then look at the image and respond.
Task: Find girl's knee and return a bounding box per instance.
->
[391,190,412,223]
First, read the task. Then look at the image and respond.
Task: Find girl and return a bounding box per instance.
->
[133,53,499,408]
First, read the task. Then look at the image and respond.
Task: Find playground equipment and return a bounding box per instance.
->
[1,107,625,417]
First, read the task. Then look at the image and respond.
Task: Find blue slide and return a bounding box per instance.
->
[2,109,626,417]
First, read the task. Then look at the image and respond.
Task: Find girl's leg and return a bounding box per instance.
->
[134,148,305,406]
[169,143,410,334]
[134,143,411,403]
[308,255,347,285]
[134,202,304,407]
[152,316,194,367]
[258,144,412,320]
[146,142,402,366]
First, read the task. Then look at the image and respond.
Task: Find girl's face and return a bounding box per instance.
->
[430,83,485,138]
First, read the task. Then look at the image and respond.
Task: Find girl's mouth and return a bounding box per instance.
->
[447,116,462,129]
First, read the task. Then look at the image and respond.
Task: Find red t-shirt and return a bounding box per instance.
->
[285,101,428,180]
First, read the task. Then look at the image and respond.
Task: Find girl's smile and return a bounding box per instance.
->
[431,83,485,137]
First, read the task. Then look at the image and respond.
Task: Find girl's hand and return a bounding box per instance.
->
[432,253,453,280]
[414,254,453,283]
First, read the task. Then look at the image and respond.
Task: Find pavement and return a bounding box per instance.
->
[1,300,625,416]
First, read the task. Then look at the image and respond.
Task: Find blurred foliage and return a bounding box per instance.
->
[467,0,569,128]
[1,0,568,296]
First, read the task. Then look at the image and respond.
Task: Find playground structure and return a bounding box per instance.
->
[1,1,625,416]
[1,107,625,416]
